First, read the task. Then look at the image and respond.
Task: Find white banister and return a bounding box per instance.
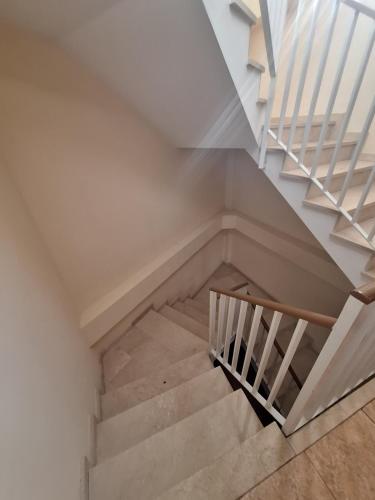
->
[277,0,304,142]
[310,8,359,177]
[351,166,375,224]
[253,311,282,392]
[208,291,217,348]
[287,0,320,151]
[266,319,308,406]
[299,0,340,166]
[223,297,236,363]
[216,294,228,354]
[338,96,375,209]
[231,300,248,372]
[241,305,263,381]
[323,27,375,192]
[259,76,277,170]
[209,289,335,427]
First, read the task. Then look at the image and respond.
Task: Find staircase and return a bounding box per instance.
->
[204,0,375,287]
[89,265,301,499]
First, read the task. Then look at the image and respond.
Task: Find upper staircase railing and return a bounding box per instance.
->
[209,281,375,434]
[259,0,375,247]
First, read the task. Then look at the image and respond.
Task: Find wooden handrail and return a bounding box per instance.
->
[351,281,375,305]
[210,287,337,328]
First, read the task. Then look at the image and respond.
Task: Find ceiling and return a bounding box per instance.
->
[0,0,254,148]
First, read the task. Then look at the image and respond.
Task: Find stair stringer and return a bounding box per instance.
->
[260,150,372,287]
[202,0,264,160]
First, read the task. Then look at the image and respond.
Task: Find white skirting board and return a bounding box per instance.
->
[83,211,350,349]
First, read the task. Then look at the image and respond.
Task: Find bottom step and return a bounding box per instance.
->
[90,390,261,500]
[157,423,294,500]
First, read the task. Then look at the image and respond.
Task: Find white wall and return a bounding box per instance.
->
[0,23,226,318]
[0,162,100,500]
[227,150,324,248]
[226,150,352,315]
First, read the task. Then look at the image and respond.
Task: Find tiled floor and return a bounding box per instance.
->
[245,402,375,499]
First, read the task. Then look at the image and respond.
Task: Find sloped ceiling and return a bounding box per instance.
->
[0,0,255,148]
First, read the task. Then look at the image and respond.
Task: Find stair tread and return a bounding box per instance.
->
[90,390,262,500]
[101,351,212,420]
[160,305,208,341]
[268,136,357,153]
[332,218,375,250]
[156,423,294,500]
[305,182,375,213]
[282,160,374,181]
[97,367,231,463]
[270,117,336,128]
[194,270,249,305]
[106,311,207,390]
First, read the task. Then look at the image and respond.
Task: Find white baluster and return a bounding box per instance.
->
[310,9,359,178]
[223,297,237,363]
[299,0,340,166]
[287,0,320,151]
[277,0,305,142]
[324,27,375,192]
[216,295,228,354]
[259,76,277,170]
[241,305,263,381]
[338,97,375,209]
[351,166,375,224]
[208,291,217,350]
[253,311,283,392]
[267,319,308,406]
[231,301,248,373]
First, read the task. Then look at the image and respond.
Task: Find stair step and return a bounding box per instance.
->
[194,271,249,306]
[185,297,208,315]
[160,305,208,341]
[270,116,336,127]
[247,58,265,73]
[97,367,231,462]
[230,0,258,25]
[281,160,374,182]
[102,342,131,387]
[106,311,207,390]
[268,136,357,153]
[305,182,375,214]
[156,423,294,500]
[101,351,212,420]
[90,390,262,500]
[174,301,209,326]
[332,218,375,250]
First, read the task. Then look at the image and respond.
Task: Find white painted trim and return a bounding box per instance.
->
[88,414,97,467]
[82,214,223,345]
[223,212,349,291]
[94,388,102,422]
[80,456,89,500]
[82,211,347,346]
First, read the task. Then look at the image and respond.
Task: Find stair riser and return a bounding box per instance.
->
[272,122,336,145]
[285,142,356,170]
[306,169,370,201]
[90,391,261,500]
[101,351,211,420]
[335,204,375,232]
